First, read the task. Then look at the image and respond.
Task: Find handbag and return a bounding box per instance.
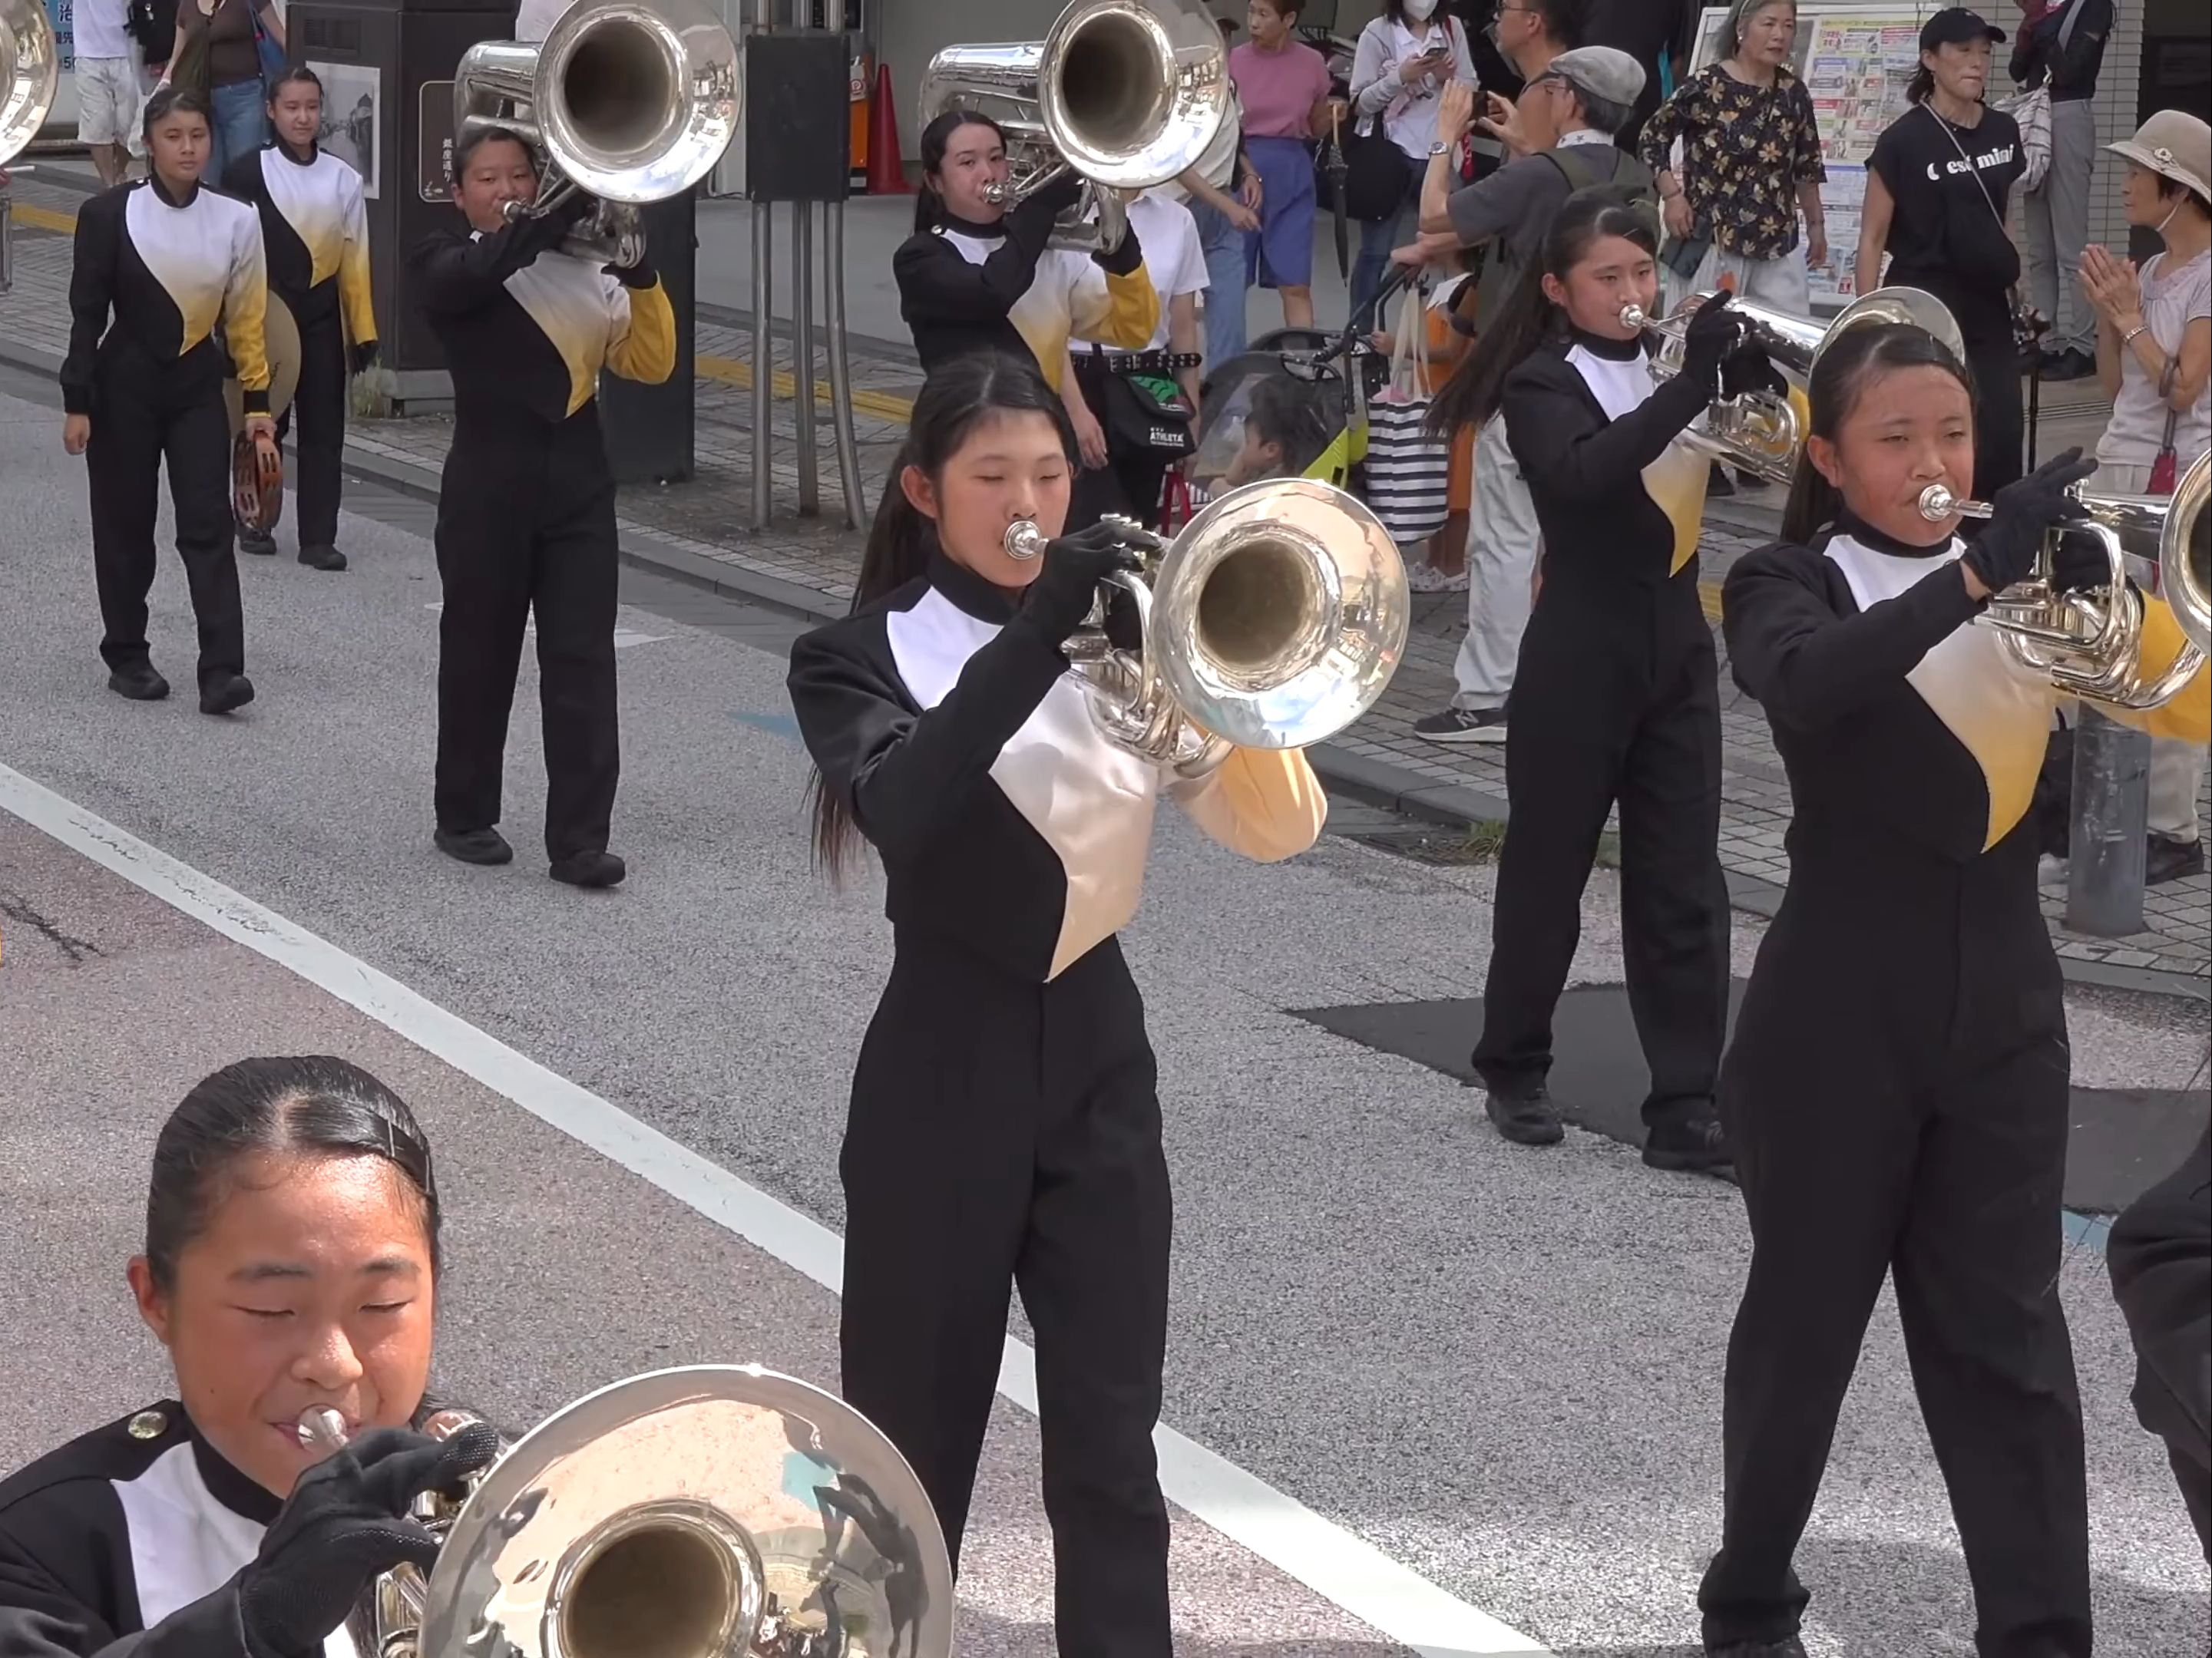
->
[1924,104,2038,348]
[1342,18,1463,223]
[1361,283,1451,546]
[253,3,287,86]
[2148,362,2181,495]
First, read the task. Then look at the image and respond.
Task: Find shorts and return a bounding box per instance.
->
[75,55,143,147]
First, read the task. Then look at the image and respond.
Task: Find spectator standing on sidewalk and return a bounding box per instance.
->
[162,0,285,183]
[1407,49,1650,741]
[1584,0,1691,154]
[2011,0,2114,382]
[2078,109,2210,887]
[73,0,147,187]
[1228,0,1341,333]
[1856,9,2028,502]
[1345,0,1476,327]
[1480,0,1587,153]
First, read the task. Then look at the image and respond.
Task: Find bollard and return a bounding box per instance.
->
[2065,703,2151,936]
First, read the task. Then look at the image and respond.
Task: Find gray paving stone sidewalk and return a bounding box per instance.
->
[5,175,2204,982]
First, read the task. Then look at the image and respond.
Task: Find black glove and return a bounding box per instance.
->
[1960,447,2099,595]
[1677,290,1743,393]
[1030,170,1086,219]
[2050,527,2114,593]
[347,339,379,378]
[237,1424,499,1658]
[606,257,658,289]
[1719,340,1787,402]
[1013,520,1147,646]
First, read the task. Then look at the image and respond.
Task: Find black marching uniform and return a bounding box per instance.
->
[1701,515,2210,1653]
[61,175,273,696]
[407,209,676,866]
[1472,328,1731,1139]
[0,1402,337,1655]
[786,548,1324,1656]
[223,139,377,566]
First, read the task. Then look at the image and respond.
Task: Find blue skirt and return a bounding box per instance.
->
[1244,136,1317,291]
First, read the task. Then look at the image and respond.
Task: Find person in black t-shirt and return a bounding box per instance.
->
[1856,8,2026,499]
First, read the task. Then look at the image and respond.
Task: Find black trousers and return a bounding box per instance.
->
[432,422,620,861]
[840,933,1172,1657]
[1701,870,2089,1656]
[1962,316,2025,503]
[86,355,243,689]
[2108,1125,2212,1562]
[279,302,347,550]
[1473,593,1729,1125]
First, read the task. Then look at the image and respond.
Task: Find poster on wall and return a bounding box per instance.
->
[309,61,382,199]
[1689,6,1933,309]
[418,80,455,202]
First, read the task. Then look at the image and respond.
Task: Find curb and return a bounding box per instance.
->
[2,334,2204,1004]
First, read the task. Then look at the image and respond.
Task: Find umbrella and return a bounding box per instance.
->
[1325,105,1350,284]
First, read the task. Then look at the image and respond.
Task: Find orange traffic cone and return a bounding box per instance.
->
[867,63,908,195]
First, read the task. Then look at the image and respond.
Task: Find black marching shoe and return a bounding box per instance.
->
[550,850,627,889]
[198,672,256,715]
[1479,1079,1565,1146]
[435,827,514,866]
[238,527,278,557]
[107,662,170,701]
[299,543,347,572]
[2145,834,2205,887]
[1644,1110,1734,1174]
[1709,1640,1808,1658]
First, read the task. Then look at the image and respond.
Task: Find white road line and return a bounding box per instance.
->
[0,761,1551,1658]
[422,602,663,651]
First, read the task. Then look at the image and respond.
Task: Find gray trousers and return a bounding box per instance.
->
[2093,459,2205,844]
[2022,97,2098,359]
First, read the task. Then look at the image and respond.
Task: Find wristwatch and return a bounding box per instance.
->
[1429,140,1451,157]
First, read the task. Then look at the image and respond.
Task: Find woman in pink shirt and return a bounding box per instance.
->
[1229,0,1342,329]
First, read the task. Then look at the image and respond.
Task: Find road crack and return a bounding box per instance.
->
[0,891,104,965]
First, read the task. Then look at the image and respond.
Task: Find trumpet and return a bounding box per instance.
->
[1004,479,1408,775]
[296,1366,954,1658]
[1916,453,2210,708]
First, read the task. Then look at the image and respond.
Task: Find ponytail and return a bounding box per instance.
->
[914,108,1007,235]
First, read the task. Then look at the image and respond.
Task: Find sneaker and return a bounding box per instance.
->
[1404,560,1469,593]
[2146,835,2205,887]
[298,543,347,572]
[107,662,170,702]
[197,672,255,715]
[550,849,627,889]
[435,827,514,866]
[1478,1079,1564,1146]
[237,527,278,557]
[1413,706,1507,745]
[1644,1111,1734,1174]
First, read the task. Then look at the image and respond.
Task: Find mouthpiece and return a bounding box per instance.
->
[1917,483,1991,522]
[1618,302,1650,332]
[296,1407,349,1455]
[1004,521,1049,562]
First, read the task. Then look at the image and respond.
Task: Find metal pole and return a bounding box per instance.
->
[750,200,775,530]
[824,200,868,528]
[792,200,818,517]
[2065,704,2151,937]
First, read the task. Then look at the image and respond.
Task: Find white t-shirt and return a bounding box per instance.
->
[72,0,135,61]
[1080,188,1207,352]
[2097,248,2210,472]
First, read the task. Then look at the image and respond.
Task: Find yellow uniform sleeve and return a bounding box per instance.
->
[2082,599,2210,745]
[1168,746,1328,863]
[225,210,273,414]
[1070,259,1159,353]
[336,173,376,350]
[607,276,677,386]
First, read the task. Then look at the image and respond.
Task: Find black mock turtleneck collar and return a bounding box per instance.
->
[928,545,1021,623]
[276,137,319,167]
[935,209,1007,240]
[1832,507,1956,560]
[147,172,200,210]
[1568,325,1643,362]
[183,1414,283,1525]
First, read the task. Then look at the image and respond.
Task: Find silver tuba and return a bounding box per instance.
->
[1006,479,1410,775]
[918,0,1233,254]
[1628,286,1965,487]
[301,1364,954,1658]
[453,0,739,267]
[1917,448,2210,709]
[1,0,59,169]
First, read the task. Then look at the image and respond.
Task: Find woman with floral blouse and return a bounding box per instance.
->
[1638,0,1827,314]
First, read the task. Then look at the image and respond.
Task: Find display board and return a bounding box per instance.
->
[1688,5,1936,310]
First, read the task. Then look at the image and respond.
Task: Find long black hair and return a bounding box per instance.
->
[144,1056,441,1293]
[141,84,212,144]
[266,63,322,105]
[1778,321,1976,543]
[1426,188,1658,438]
[914,108,1007,236]
[807,352,1079,880]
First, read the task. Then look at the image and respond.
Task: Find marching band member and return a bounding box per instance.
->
[0,1056,498,1654]
[1701,320,2208,1658]
[1426,189,1743,1170]
[224,65,377,573]
[786,352,1325,1658]
[408,127,676,889]
[892,108,1159,394]
[61,86,272,717]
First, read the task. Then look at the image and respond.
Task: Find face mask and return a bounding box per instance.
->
[2154,195,2185,238]
[1404,0,1438,21]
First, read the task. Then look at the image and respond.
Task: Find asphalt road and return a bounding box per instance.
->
[0,375,2206,1656]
